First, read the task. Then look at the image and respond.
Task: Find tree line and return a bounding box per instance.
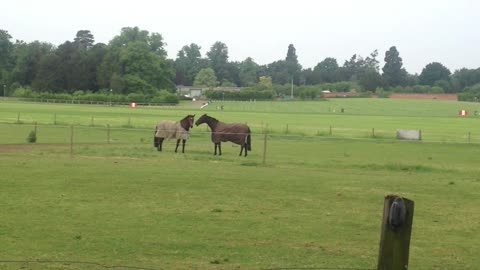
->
[1,26,480,101]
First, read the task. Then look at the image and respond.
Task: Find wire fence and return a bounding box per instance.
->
[1,97,179,107]
[2,121,480,169]
[0,260,381,270]
[2,120,480,146]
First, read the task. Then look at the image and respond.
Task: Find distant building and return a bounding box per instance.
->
[176,85,243,98]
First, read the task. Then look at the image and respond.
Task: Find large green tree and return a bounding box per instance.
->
[118,42,174,94]
[419,62,451,86]
[0,30,15,89]
[49,31,104,92]
[98,27,175,93]
[74,30,95,50]
[358,69,383,91]
[11,41,53,87]
[451,68,480,92]
[206,41,230,82]
[239,57,258,87]
[193,68,217,88]
[110,27,167,57]
[382,46,407,87]
[312,57,339,83]
[285,44,302,84]
[175,43,205,86]
[339,54,363,81]
[32,54,64,92]
[266,60,289,85]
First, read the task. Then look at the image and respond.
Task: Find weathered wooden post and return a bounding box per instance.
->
[54,113,57,125]
[263,124,268,165]
[107,124,110,144]
[372,128,375,138]
[329,125,332,136]
[70,125,74,157]
[377,195,414,270]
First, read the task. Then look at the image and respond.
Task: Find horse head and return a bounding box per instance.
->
[195,114,208,126]
[180,114,195,130]
[188,114,195,128]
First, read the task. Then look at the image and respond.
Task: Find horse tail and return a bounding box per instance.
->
[154,125,159,147]
[247,128,251,151]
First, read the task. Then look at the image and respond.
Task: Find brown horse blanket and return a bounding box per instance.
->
[212,123,249,145]
[155,121,189,140]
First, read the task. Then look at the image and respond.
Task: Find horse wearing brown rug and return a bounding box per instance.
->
[154,114,195,153]
[195,114,251,156]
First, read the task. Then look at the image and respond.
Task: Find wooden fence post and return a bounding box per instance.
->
[263,125,268,165]
[377,195,414,270]
[17,112,20,124]
[372,128,375,138]
[285,124,289,134]
[70,125,74,157]
[107,124,110,144]
[54,113,57,125]
[329,125,332,136]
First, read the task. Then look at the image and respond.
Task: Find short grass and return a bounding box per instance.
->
[2,99,480,143]
[1,138,480,269]
[0,99,480,269]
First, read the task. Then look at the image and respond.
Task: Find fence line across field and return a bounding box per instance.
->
[1,122,480,146]
[2,112,480,144]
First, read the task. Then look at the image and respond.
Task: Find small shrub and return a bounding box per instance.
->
[27,131,37,143]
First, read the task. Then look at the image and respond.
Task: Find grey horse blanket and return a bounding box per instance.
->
[155,121,189,140]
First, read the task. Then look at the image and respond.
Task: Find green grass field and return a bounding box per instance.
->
[1,99,480,143]
[0,99,479,270]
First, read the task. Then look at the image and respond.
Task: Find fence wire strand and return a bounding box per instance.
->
[0,260,161,270]
[0,260,378,270]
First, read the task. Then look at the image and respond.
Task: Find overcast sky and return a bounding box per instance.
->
[2,0,479,74]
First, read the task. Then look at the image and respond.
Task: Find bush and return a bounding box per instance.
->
[12,87,35,98]
[458,84,480,102]
[27,131,37,143]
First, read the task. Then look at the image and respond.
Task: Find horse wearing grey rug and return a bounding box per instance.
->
[195,114,251,156]
[154,114,195,153]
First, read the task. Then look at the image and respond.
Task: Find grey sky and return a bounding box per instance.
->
[3,0,479,74]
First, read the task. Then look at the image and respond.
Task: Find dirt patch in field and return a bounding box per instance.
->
[0,144,68,153]
[389,94,457,100]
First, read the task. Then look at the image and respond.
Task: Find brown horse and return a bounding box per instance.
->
[154,114,195,153]
[195,114,251,156]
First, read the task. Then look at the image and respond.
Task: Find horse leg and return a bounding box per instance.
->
[175,139,180,153]
[182,139,186,153]
[158,138,164,151]
[218,143,222,156]
[214,143,217,155]
[239,145,244,156]
[244,143,248,157]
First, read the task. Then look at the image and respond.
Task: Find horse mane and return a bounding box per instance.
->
[203,114,219,123]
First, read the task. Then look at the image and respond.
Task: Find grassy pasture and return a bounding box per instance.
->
[1,99,480,143]
[0,99,480,269]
